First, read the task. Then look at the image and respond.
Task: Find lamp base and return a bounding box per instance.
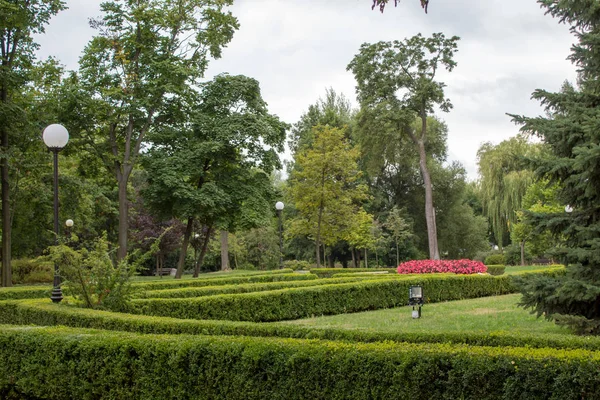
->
[50,287,63,303]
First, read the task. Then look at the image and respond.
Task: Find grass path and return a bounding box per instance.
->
[282,293,571,337]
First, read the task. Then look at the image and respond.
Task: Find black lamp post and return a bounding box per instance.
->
[43,124,69,303]
[275,201,284,269]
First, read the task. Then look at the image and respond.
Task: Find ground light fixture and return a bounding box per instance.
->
[409,285,424,318]
[43,124,69,303]
[275,201,284,269]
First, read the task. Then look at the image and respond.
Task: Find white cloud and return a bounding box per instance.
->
[35,0,577,179]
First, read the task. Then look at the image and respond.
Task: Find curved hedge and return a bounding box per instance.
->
[0,286,51,300]
[0,325,599,400]
[3,298,600,352]
[309,267,396,278]
[130,269,566,322]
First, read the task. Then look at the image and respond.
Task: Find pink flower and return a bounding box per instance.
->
[396,259,487,275]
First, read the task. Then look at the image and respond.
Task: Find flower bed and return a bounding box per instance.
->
[397,259,487,274]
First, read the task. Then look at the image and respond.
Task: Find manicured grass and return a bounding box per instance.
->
[504,265,557,275]
[130,269,272,281]
[282,293,570,337]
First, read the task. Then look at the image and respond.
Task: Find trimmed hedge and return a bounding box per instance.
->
[3,297,600,352]
[0,286,51,300]
[130,268,566,322]
[309,267,396,278]
[132,271,317,291]
[0,325,599,400]
[139,276,380,299]
[486,265,505,276]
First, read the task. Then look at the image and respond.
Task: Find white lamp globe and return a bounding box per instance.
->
[43,124,69,149]
[565,205,574,213]
[65,219,74,227]
[275,201,284,211]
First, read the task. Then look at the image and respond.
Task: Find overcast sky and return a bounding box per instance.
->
[35,0,577,179]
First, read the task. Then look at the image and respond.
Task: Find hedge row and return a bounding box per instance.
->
[138,276,384,299]
[486,265,505,275]
[0,286,50,300]
[3,296,600,352]
[130,268,566,322]
[1,325,599,400]
[309,267,396,278]
[131,271,317,291]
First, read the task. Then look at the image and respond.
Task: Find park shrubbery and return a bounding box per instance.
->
[0,325,598,400]
[397,259,486,274]
[486,265,505,276]
[129,269,565,322]
[309,267,396,278]
[484,254,506,266]
[11,257,53,284]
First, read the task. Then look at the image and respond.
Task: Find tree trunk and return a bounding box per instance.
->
[351,247,356,268]
[375,250,379,267]
[220,230,230,271]
[364,248,368,268]
[155,255,159,277]
[328,250,334,268]
[116,175,129,262]
[1,89,11,287]
[193,225,212,278]
[520,240,526,266]
[417,139,440,260]
[315,209,323,268]
[396,241,400,267]
[175,216,194,278]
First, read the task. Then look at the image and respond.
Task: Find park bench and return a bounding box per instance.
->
[531,258,551,265]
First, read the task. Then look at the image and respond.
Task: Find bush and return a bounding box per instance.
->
[486,265,505,276]
[484,254,505,266]
[0,325,598,400]
[283,260,311,270]
[310,267,396,278]
[11,257,53,284]
[129,270,570,322]
[397,259,486,274]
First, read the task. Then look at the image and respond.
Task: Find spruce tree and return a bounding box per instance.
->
[510,0,600,334]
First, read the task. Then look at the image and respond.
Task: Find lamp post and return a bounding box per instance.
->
[408,285,424,318]
[65,219,74,245]
[275,201,284,269]
[43,124,69,303]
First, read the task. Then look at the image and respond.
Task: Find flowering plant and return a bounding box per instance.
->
[397,259,487,275]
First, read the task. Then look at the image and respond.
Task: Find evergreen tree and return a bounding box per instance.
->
[510,0,600,334]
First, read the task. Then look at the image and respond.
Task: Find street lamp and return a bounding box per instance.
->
[409,285,424,318]
[275,201,284,269]
[65,219,74,244]
[43,124,69,303]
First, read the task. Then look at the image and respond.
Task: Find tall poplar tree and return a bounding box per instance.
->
[348,33,459,260]
[510,0,600,334]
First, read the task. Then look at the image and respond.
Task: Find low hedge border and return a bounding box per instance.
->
[131,271,317,291]
[309,267,396,278]
[486,265,505,276]
[0,286,51,300]
[138,276,386,299]
[130,267,566,322]
[0,325,599,400]
[2,296,600,352]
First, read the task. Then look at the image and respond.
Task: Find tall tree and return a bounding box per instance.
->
[288,125,369,267]
[371,0,429,13]
[142,74,287,278]
[477,136,539,250]
[348,33,459,260]
[69,0,238,261]
[510,0,600,334]
[0,0,66,286]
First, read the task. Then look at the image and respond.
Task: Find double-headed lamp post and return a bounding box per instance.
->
[43,124,69,303]
[275,201,284,269]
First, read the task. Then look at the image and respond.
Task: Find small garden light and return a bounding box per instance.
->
[65,219,74,227]
[409,285,424,318]
[565,205,573,213]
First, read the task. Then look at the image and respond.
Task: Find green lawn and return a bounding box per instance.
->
[282,293,571,337]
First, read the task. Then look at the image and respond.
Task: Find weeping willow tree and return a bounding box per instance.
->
[477,136,540,249]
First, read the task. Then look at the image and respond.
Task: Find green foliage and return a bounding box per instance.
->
[310,267,396,278]
[11,257,53,284]
[504,244,533,266]
[0,287,50,300]
[49,236,145,311]
[2,321,599,399]
[486,266,506,276]
[283,260,311,270]
[129,270,566,322]
[484,254,506,266]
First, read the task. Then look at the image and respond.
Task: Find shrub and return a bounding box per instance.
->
[484,254,505,266]
[504,244,533,266]
[283,260,311,270]
[11,257,53,284]
[397,259,486,274]
[486,265,505,276]
[310,267,396,278]
[0,325,599,400]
